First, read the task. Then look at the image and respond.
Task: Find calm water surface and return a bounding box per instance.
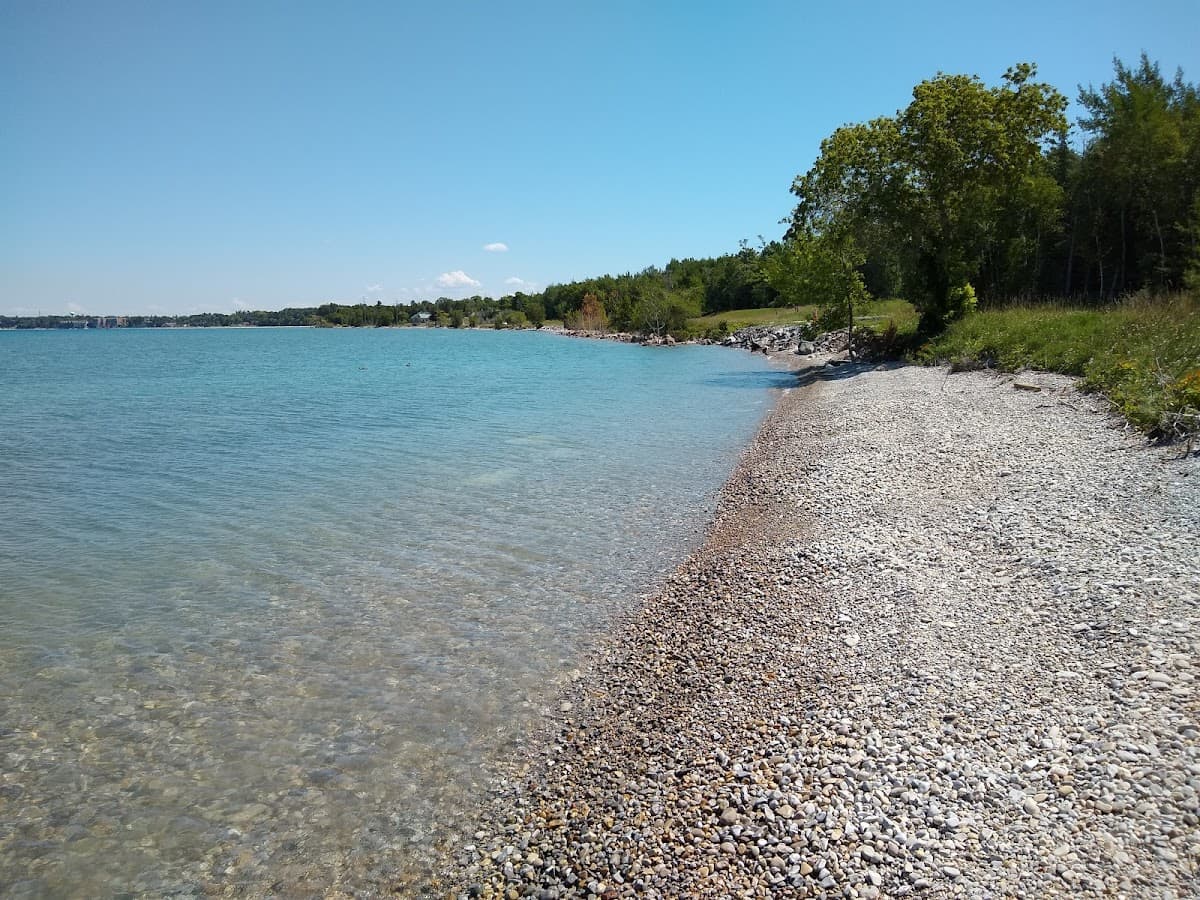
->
[0,327,788,896]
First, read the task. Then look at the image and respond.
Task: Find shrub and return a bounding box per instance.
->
[947,283,977,319]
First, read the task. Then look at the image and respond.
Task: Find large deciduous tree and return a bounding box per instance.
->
[790,64,1067,330]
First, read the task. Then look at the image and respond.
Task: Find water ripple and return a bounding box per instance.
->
[0,327,780,895]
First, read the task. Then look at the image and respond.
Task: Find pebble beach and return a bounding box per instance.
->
[448,359,1200,898]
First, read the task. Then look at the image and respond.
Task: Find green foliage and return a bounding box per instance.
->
[790,63,1068,328]
[763,232,870,310]
[688,305,818,332]
[917,292,1200,436]
[779,54,1196,312]
[631,284,700,336]
[701,246,778,313]
[947,283,977,319]
[520,296,546,327]
[1073,55,1199,296]
[687,300,919,336]
[762,230,872,353]
[489,308,528,329]
[565,293,609,332]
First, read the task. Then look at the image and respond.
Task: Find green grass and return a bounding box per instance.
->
[688,299,919,335]
[917,292,1200,438]
[853,298,921,336]
[688,305,818,331]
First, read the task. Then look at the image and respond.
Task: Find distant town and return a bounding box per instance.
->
[4,314,134,329]
[1,309,315,329]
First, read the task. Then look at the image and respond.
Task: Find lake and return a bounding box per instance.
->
[0,327,789,896]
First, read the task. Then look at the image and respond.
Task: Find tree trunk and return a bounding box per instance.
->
[1118,205,1127,296]
[1152,207,1167,287]
[1033,224,1041,297]
[1064,211,1075,296]
[847,296,854,360]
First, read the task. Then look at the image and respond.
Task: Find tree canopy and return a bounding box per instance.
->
[790,64,1068,329]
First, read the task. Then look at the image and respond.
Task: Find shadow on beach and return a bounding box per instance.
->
[701,369,804,390]
[704,359,906,391]
[791,357,907,388]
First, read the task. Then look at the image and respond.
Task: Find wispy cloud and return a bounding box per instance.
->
[504,276,538,290]
[65,302,87,315]
[365,283,383,293]
[436,270,482,289]
[482,242,509,252]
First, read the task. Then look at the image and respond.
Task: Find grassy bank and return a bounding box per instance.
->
[917,293,1200,439]
[688,299,919,335]
[688,305,817,332]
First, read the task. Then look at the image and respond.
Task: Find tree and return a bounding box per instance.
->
[1076,54,1198,294]
[520,295,546,327]
[631,283,700,337]
[791,64,1067,329]
[566,292,609,332]
[763,230,871,357]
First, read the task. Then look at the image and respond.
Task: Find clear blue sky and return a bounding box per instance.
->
[2,0,1197,316]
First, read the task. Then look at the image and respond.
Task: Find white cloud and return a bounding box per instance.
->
[365,283,383,293]
[65,302,87,315]
[504,276,538,290]
[436,270,482,289]
[483,242,509,253]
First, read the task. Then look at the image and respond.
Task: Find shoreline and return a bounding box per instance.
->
[443,360,1199,898]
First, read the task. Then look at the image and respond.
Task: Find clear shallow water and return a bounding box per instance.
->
[0,327,787,896]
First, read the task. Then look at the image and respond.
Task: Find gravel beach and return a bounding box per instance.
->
[447,359,1199,899]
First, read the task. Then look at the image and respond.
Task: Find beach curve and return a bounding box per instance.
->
[444,358,1199,899]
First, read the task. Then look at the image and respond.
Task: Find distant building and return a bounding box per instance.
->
[410,311,433,325]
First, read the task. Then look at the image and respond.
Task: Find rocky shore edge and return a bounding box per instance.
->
[442,360,1198,899]
[541,324,848,356]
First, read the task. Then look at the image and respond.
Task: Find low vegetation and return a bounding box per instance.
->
[686,299,919,338]
[687,305,816,333]
[917,293,1200,438]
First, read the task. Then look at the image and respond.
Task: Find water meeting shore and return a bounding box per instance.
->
[443,357,1199,898]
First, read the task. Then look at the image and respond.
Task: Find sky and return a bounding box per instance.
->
[2,0,1197,316]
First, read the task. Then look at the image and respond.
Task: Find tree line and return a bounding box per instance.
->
[470,52,1199,337]
[5,54,1190,337]
[778,54,1198,332]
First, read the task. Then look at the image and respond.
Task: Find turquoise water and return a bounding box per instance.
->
[0,327,788,896]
